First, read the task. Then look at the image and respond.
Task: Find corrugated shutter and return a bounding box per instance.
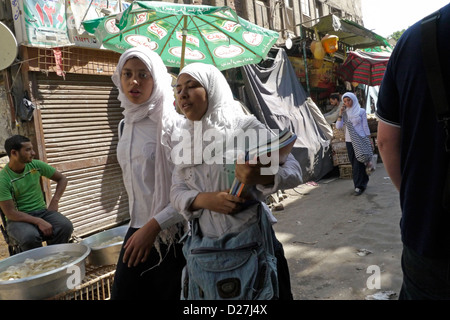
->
[35,72,129,237]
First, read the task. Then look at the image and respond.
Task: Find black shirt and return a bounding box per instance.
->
[376,3,450,258]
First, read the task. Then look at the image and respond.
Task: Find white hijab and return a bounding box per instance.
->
[172,63,259,167]
[342,92,362,120]
[112,47,182,244]
[112,47,175,124]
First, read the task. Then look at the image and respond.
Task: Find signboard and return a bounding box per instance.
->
[10,0,71,47]
[67,0,124,48]
[10,0,126,48]
[289,56,337,98]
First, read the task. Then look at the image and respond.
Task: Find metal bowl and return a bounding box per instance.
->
[0,243,90,300]
[80,225,128,267]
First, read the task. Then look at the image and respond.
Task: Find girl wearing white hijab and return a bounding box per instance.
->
[111,47,185,300]
[336,92,372,196]
[169,63,302,299]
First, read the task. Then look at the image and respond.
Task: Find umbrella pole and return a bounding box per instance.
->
[180,16,187,70]
[364,84,370,110]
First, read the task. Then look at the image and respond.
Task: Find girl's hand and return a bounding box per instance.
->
[122,219,160,267]
[191,191,245,215]
[235,154,275,186]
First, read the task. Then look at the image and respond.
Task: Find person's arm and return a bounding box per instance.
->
[335,104,346,129]
[122,217,161,267]
[0,199,53,237]
[234,122,302,195]
[122,201,187,267]
[234,153,302,197]
[362,112,371,137]
[377,120,402,191]
[122,193,186,267]
[234,155,276,187]
[170,168,202,221]
[47,170,67,212]
[170,168,245,220]
[261,153,302,193]
[189,191,245,215]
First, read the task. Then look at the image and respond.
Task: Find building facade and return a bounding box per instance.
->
[0,0,372,238]
[174,0,363,46]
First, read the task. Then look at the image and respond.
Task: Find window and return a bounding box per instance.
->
[285,0,293,8]
[330,7,342,17]
[315,0,323,18]
[285,0,295,32]
[300,0,310,16]
[255,0,271,29]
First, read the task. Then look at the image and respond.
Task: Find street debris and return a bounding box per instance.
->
[356,248,373,256]
[365,290,397,300]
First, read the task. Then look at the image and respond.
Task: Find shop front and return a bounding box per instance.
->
[283,14,391,112]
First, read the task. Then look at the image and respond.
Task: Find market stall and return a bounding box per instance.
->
[283,14,391,112]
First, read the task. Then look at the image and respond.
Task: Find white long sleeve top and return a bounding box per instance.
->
[170,121,303,239]
[336,108,371,142]
[117,116,184,230]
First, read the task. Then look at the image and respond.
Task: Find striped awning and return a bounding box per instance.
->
[336,50,391,86]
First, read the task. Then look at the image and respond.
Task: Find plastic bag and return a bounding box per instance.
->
[16,94,35,122]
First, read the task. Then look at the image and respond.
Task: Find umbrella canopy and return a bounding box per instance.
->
[336,50,391,86]
[82,1,279,70]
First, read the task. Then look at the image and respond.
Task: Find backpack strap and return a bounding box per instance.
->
[421,10,450,209]
[421,9,450,150]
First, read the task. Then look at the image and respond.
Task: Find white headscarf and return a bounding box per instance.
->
[342,92,362,120]
[172,63,259,167]
[112,47,175,124]
[112,47,182,245]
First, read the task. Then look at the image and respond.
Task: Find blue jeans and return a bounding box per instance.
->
[7,209,73,252]
[399,245,450,299]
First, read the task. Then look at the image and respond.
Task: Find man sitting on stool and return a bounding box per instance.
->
[0,135,73,252]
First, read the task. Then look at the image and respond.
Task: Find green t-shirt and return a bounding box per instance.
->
[0,160,56,213]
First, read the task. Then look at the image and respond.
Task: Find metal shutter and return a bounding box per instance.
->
[35,72,129,237]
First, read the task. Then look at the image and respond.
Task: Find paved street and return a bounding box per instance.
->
[273,162,403,300]
[0,162,403,301]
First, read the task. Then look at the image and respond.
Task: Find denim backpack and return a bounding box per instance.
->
[181,202,278,300]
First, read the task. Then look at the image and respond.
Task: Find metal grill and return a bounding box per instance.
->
[27,47,120,76]
[50,264,116,300]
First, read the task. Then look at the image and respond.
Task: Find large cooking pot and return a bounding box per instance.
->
[0,243,90,300]
[80,225,128,267]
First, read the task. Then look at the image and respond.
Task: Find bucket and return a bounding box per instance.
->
[321,34,339,54]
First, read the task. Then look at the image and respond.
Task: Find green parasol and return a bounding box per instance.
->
[82,1,280,70]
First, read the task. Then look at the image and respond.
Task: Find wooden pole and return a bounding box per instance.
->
[180,16,187,70]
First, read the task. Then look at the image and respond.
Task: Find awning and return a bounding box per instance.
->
[336,49,391,86]
[309,14,391,49]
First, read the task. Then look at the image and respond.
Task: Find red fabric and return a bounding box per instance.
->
[337,50,390,86]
